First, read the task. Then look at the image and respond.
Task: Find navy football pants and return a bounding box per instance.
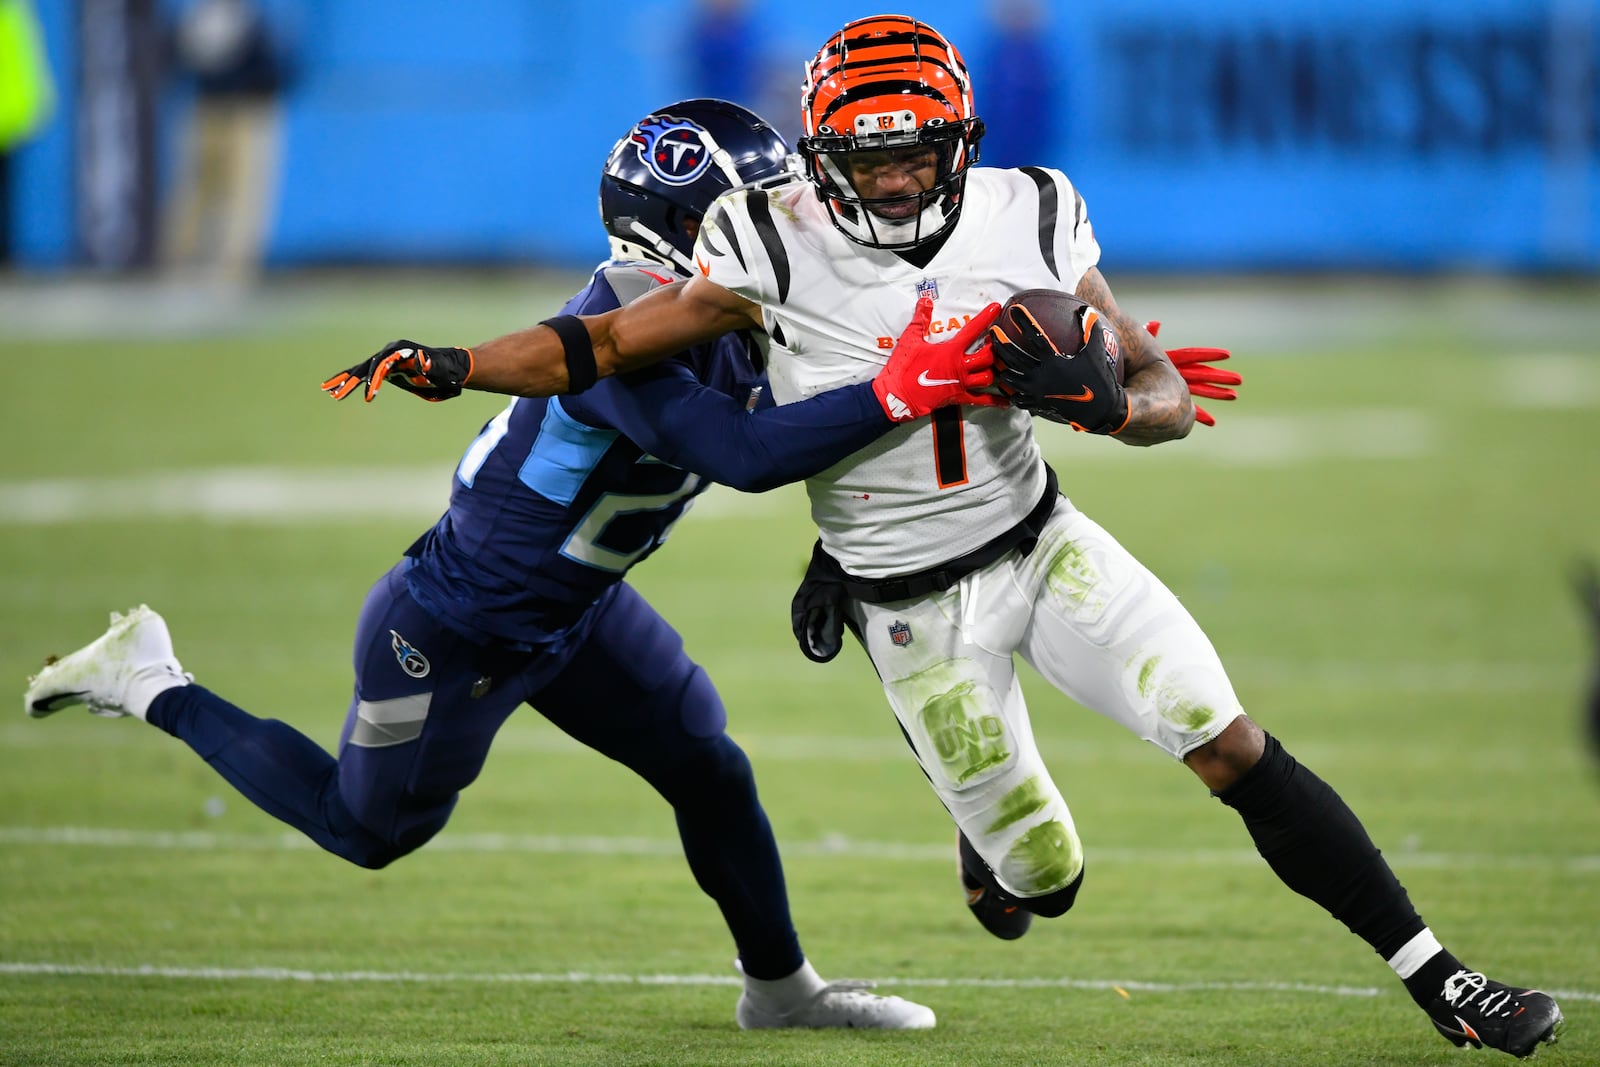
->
[148,562,804,978]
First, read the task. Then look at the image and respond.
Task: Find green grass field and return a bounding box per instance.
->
[1,273,1597,1066]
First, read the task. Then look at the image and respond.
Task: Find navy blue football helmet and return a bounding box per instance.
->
[599,98,792,277]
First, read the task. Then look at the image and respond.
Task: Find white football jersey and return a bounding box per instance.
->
[694,166,1102,577]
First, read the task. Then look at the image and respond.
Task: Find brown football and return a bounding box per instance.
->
[996,288,1124,386]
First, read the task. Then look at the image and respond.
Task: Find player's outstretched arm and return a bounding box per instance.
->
[597,294,1003,494]
[323,277,763,402]
[1074,267,1193,446]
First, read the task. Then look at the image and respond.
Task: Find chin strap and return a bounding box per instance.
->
[611,225,693,275]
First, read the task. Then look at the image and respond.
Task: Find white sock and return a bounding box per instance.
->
[125,666,190,722]
[740,958,827,1007]
[1386,928,1446,980]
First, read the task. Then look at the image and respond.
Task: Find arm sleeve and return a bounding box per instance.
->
[580,363,889,494]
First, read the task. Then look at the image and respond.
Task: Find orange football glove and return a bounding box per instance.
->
[322,340,474,403]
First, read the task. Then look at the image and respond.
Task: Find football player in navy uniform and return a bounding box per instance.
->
[24,99,1002,1029]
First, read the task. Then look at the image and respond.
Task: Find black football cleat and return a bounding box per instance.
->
[1426,969,1564,1058]
[958,832,1031,941]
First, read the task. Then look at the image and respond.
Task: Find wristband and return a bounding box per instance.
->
[539,315,598,394]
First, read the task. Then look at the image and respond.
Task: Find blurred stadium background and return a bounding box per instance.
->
[2,2,1599,1065]
[6,0,1599,272]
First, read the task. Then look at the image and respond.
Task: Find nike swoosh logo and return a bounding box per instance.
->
[1045,386,1094,402]
[695,255,710,277]
[32,690,89,712]
[917,371,960,387]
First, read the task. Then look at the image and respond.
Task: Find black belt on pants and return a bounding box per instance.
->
[840,464,1059,604]
[790,465,1060,662]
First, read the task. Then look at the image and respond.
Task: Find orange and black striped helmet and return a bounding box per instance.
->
[797,15,985,249]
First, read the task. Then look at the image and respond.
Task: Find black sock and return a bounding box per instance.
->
[1403,950,1468,1009]
[1217,732,1447,1005]
[1024,867,1085,918]
[959,831,1084,917]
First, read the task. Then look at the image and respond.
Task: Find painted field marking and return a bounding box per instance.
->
[0,411,1445,527]
[3,825,1597,874]
[2,960,1595,1004]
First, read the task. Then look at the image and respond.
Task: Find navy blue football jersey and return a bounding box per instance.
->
[403,262,888,648]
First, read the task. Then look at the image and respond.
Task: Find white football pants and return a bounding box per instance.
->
[847,494,1244,898]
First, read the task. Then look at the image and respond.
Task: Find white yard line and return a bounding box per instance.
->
[0,409,1443,527]
[0,468,793,524]
[3,825,1596,874]
[4,275,1596,357]
[1,960,1595,1003]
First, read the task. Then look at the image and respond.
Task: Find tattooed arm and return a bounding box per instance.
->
[1074,267,1195,445]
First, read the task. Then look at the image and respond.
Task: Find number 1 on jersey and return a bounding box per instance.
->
[932,407,968,488]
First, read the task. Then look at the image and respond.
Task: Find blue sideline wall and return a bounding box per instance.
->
[11,0,1599,272]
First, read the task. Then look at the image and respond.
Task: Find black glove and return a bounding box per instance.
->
[992,304,1129,434]
[791,541,850,663]
[321,340,474,403]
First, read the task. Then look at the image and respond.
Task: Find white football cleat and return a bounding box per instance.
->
[736,978,936,1030]
[24,605,190,721]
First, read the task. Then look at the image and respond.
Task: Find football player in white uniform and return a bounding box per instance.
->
[324,15,1562,1059]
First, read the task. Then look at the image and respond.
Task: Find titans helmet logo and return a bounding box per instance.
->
[632,114,714,186]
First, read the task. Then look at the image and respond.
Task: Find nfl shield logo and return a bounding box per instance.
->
[916,277,939,302]
[888,620,914,647]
